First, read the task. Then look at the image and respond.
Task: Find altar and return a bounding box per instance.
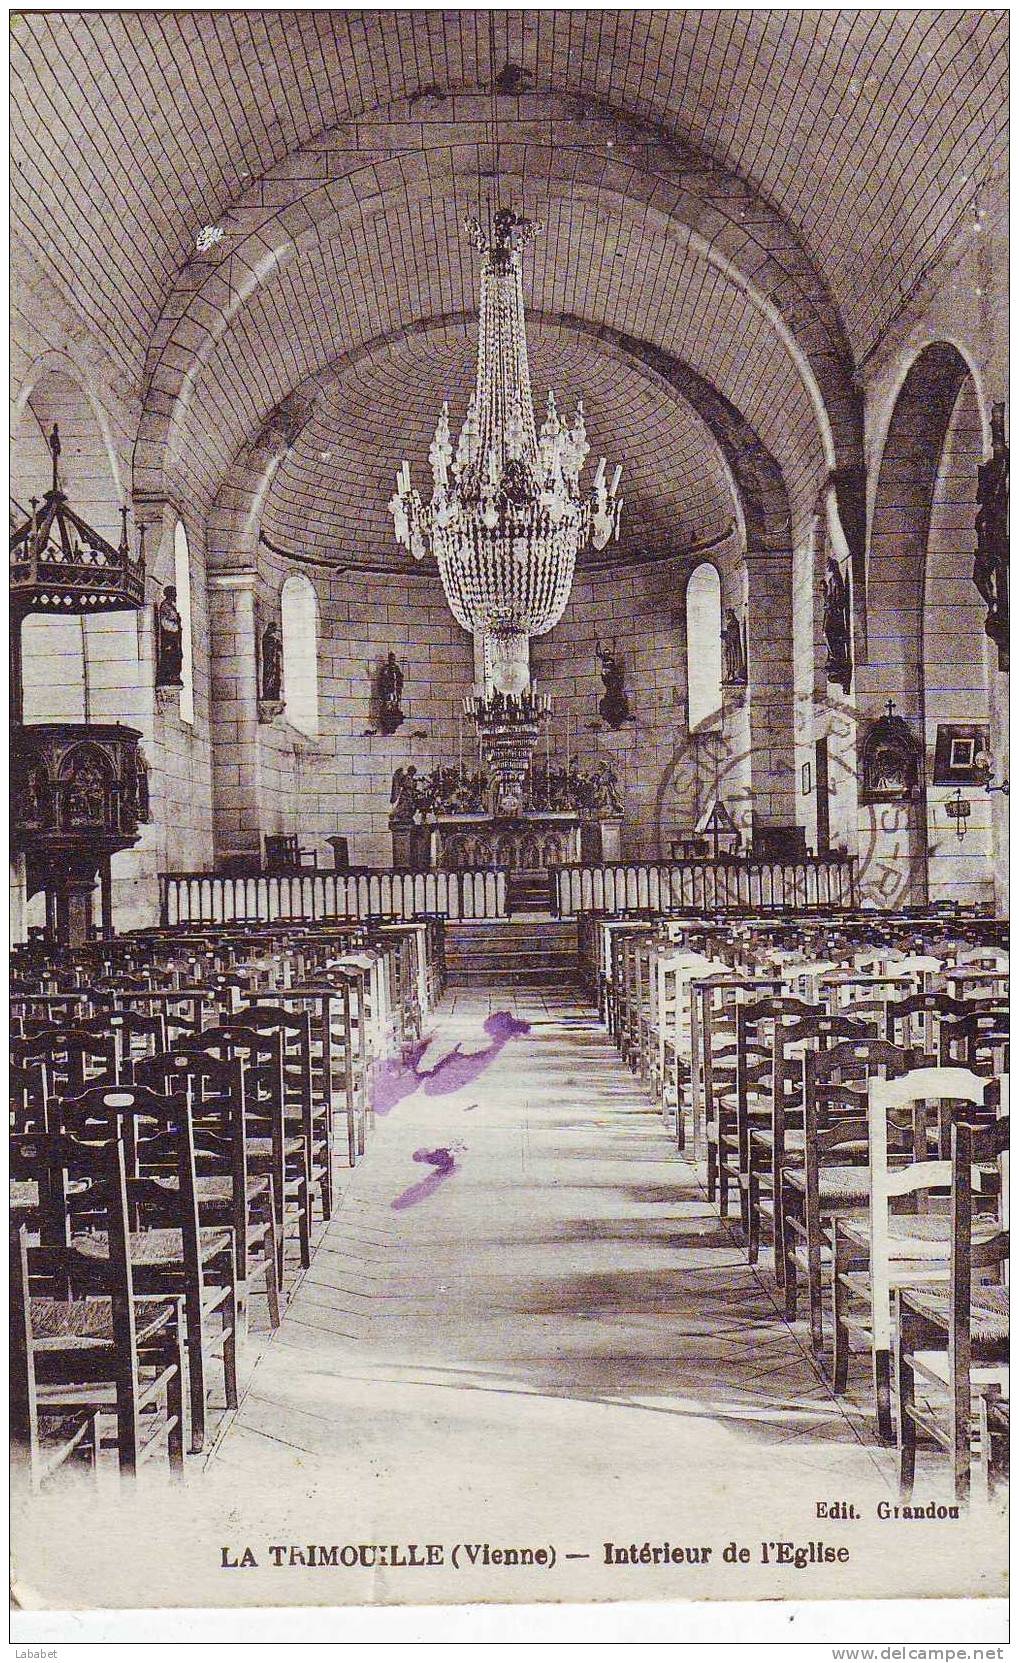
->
[432,811,581,871]
[390,808,622,873]
[387,703,626,874]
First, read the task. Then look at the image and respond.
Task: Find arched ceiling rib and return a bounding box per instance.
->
[258,323,740,571]
[154,186,825,541]
[12,6,1007,394]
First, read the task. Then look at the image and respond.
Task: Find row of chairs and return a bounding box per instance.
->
[584,911,1009,1503]
[11,919,445,1486]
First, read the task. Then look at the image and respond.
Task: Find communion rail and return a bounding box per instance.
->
[159,868,507,927]
[553,854,857,916]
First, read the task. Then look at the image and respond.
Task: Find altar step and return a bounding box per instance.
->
[444,919,579,987]
[507,869,554,913]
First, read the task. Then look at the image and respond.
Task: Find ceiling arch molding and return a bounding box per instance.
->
[866,340,978,674]
[205,311,791,582]
[140,93,854,392]
[134,165,851,528]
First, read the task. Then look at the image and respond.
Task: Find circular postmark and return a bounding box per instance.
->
[652,688,929,909]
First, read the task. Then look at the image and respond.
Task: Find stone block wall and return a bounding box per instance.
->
[210,566,476,868]
[535,544,754,861]
[208,540,795,869]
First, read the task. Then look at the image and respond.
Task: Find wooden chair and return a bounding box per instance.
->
[656,952,730,1146]
[56,1083,238,1455]
[978,1393,1010,1498]
[264,833,317,873]
[896,1115,1009,1503]
[747,1011,870,1284]
[944,967,1010,1005]
[298,967,374,1162]
[288,981,360,1167]
[10,1132,187,1481]
[734,997,816,1255]
[885,992,973,1061]
[699,979,780,1212]
[10,1046,50,1135]
[938,1008,1009,1078]
[11,1224,102,1488]
[184,1025,307,1286]
[92,989,212,1045]
[781,1038,916,1350]
[133,1050,281,1335]
[832,1067,992,1439]
[237,1004,332,1227]
[20,1024,116,1100]
[11,993,92,1035]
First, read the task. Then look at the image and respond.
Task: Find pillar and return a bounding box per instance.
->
[744,550,797,835]
[208,570,263,866]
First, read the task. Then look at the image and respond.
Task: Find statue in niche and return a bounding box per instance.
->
[389,765,420,826]
[22,760,51,827]
[974,400,1009,670]
[377,651,405,736]
[720,608,748,685]
[154,584,184,688]
[260,618,284,704]
[860,705,921,804]
[596,640,631,728]
[135,744,151,823]
[823,556,853,694]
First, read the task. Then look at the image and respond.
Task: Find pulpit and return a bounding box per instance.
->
[11,722,148,944]
[10,424,147,944]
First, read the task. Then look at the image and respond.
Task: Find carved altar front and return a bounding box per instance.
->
[431,812,581,871]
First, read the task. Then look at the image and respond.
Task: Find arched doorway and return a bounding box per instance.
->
[864,343,998,909]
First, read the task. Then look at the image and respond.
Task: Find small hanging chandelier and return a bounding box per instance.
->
[389,208,623,690]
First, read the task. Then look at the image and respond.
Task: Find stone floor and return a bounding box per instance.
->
[14,987,1004,1609]
[192,988,999,1604]
[214,987,888,1464]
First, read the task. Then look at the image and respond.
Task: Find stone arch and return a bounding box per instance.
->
[861,342,999,907]
[204,312,792,575]
[133,112,860,519]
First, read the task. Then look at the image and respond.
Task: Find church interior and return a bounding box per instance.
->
[10,8,1010,1602]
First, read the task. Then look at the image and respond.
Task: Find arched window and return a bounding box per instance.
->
[281,573,319,737]
[686,562,723,730]
[173,520,195,726]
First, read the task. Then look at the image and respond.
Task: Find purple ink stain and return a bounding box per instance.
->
[419,1011,530,1097]
[391,1145,459,1210]
[374,1012,531,1112]
[373,1038,433,1114]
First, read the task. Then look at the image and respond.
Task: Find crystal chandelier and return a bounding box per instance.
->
[389,208,623,693]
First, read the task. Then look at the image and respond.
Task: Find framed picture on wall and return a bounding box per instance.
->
[933,723,991,785]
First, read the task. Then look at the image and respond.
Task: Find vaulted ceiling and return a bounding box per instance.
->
[12,9,1007,569]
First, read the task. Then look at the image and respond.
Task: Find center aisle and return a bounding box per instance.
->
[197,986,991,1604]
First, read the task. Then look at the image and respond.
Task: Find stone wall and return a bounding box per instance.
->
[208,538,799,869]
[210,565,475,869]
